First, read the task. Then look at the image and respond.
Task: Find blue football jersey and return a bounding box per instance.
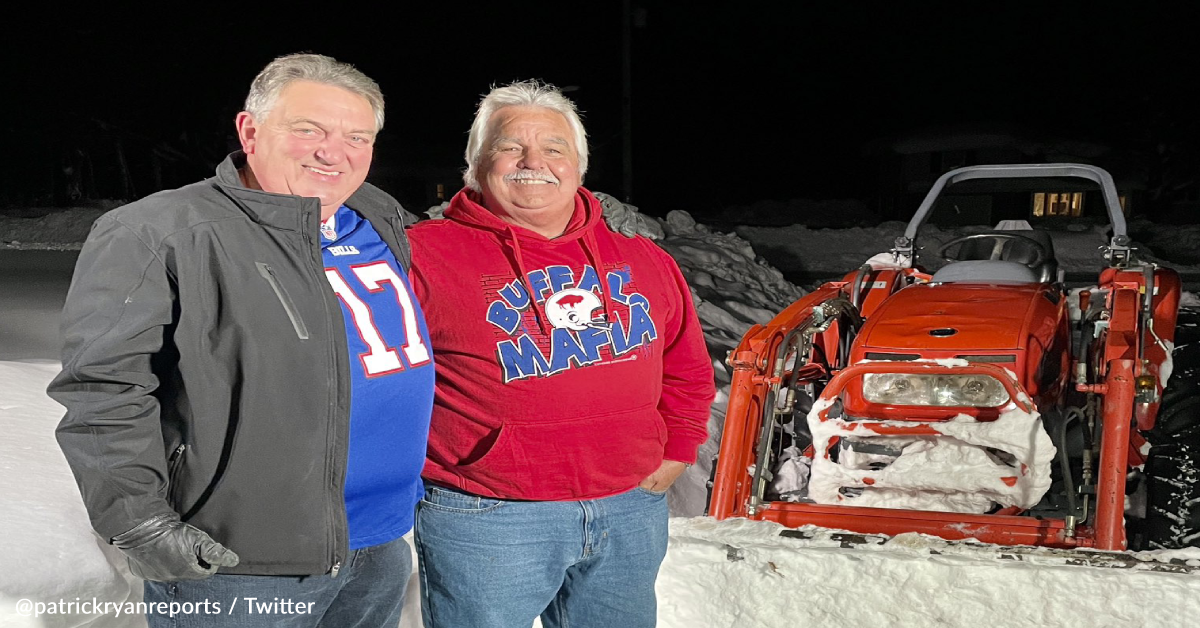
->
[321,205,434,548]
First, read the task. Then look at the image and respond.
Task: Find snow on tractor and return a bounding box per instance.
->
[707,164,1196,554]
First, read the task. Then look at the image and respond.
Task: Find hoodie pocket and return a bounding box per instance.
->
[256,262,310,339]
[458,406,667,498]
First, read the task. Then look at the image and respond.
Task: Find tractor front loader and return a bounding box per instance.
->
[707,164,1197,569]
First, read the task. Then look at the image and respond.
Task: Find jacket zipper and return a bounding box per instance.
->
[168,443,186,473]
[256,262,311,339]
[303,210,347,577]
[167,443,186,504]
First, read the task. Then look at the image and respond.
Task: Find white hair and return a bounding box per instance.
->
[463,80,588,191]
[244,53,385,132]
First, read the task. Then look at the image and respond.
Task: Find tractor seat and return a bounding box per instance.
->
[931,260,1040,283]
[951,229,1059,283]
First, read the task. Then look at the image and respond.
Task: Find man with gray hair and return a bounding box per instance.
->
[49,53,433,627]
[407,80,715,627]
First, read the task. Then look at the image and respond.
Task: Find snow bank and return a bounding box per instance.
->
[659,517,1200,628]
[715,197,880,228]
[0,208,107,250]
[590,195,806,517]
[1129,217,1200,266]
[658,210,808,516]
[0,361,142,628]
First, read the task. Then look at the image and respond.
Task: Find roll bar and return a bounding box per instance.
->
[893,164,1132,268]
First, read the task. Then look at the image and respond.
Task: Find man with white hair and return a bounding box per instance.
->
[407,80,715,627]
[49,53,432,627]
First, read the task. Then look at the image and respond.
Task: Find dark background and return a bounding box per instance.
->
[5,3,1199,223]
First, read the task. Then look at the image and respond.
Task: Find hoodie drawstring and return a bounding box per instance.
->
[507,226,553,335]
[582,230,617,324]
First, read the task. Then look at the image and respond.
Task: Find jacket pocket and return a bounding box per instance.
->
[256,262,310,339]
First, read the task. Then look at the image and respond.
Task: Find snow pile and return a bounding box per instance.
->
[658,211,810,515]
[590,194,806,517]
[0,208,107,250]
[658,517,1200,628]
[715,197,880,228]
[737,222,907,278]
[1129,216,1200,265]
[807,399,1056,512]
[656,210,805,348]
[0,361,142,628]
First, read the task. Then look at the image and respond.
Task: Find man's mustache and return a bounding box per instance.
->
[504,170,559,185]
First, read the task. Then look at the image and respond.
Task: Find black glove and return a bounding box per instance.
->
[111,513,240,582]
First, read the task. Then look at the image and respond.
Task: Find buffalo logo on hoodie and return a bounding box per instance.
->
[545,289,608,331]
[485,264,659,383]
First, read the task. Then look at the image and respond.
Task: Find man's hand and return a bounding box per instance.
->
[638,460,690,494]
[111,513,239,582]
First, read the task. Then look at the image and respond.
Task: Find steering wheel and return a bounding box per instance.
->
[937,232,1048,269]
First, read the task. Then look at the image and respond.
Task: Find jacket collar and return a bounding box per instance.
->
[213,151,399,231]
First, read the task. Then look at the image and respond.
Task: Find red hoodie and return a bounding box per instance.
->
[407,187,715,500]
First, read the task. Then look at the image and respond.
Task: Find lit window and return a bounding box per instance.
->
[1031,192,1084,218]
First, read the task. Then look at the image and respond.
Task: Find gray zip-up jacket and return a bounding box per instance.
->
[48,152,414,576]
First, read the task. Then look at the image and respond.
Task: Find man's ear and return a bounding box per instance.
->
[235,112,258,154]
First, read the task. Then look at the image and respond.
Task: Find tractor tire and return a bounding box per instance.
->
[1139,306,1200,549]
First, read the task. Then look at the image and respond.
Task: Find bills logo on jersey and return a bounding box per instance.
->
[486,264,658,383]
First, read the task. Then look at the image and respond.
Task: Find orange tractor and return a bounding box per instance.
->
[707,164,1194,552]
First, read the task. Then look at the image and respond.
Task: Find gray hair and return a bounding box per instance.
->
[463,80,588,191]
[244,53,385,132]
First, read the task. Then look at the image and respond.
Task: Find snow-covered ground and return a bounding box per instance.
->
[663,517,1200,628]
[8,352,1200,628]
[5,203,1200,627]
[0,361,143,628]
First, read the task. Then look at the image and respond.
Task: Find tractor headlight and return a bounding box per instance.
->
[862,373,1009,407]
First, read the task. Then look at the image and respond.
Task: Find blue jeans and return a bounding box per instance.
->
[143,534,412,627]
[415,485,669,628]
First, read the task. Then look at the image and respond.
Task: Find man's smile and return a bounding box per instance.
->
[305,165,342,177]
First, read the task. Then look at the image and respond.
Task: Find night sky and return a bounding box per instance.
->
[8,4,1200,220]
